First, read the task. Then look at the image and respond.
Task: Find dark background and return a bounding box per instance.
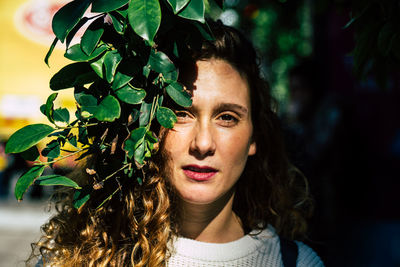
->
[229,0,400,266]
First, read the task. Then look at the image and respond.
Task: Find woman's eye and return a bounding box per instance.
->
[175,111,191,122]
[217,113,239,126]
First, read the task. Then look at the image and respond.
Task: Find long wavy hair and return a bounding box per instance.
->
[28,21,313,266]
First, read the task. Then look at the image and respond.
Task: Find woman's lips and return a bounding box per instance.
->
[182,165,218,181]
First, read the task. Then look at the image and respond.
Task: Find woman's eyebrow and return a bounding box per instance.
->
[215,103,249,115]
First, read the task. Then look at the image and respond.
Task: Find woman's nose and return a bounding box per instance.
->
[190,122,216,157]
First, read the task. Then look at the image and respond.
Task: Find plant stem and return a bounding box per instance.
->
[147,94,159,130]
[42,147,89,165]
[96,187,121,210]
[99,163,131,184]
[56,123,98,130]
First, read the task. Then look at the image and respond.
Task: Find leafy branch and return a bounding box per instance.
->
[5,0,223,207]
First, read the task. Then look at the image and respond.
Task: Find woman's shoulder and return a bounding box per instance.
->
[294,241,325,267]
[251,226,324,267]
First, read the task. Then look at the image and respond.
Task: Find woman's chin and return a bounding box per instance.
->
[178,190,219,205]
[177,186,234,206]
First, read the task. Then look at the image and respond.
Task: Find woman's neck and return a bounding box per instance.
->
[178,190,244,243]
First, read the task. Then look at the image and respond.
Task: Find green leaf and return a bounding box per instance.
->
[52,0,92,42]
[48,128,70,138]
[112,59,141,89]
[35,175,81,188]
[164,69,178,82]
[166,82,192,107]
[129,127,147,148]
[112,71,133,90]
[130,108,140,124]
[6,124,54,154]
[81,18,105,55]
[146,130,158,143]
[40,104,46,116]
[178,0,205,23]
[78,127,89,145]
[78,94,98,116]
[104,50,123,83]
[109,12,125,34]
[145,141,152,157]
[145,131,158,158]
[68,135,78,147]
[143,64,151,78]
[65,44,108,62]
[117,9,128,17]
[148,49,175,74]
[91,0,129,12]
[94,95,121,122]
[128,0,161,44]
[167,0,190,14]
[114,85,146,104]
[139,101,152,126]
[90,53,106,78]
[20,146,40,161]
[204,0,223,20]
[65,17,90,48]
[54,108,70,123]
[45,93,58,124]
[173,41,179,57]
[50,63,99,90]
[124,126,146,159]
[193,20,214,41]
[156,106,177,129]
[14,165,45,200]
[74,86,85,104]
[44,37,58,66]
[134,142,146,164]
[158,94,164,106]
[73,188,91,209]
[41,140,61,159]
[124,127,147,164]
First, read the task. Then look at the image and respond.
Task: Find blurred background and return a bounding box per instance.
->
[1,0,399,266]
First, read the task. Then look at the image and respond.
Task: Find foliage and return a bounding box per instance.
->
[235,0,400,104]
[232,0,313,105]
[6,0,223,206]
[342,0,400,89]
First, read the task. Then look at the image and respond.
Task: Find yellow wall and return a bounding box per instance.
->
[0,0,75,139]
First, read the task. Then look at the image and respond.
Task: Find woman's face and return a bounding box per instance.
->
[163,59,256,205]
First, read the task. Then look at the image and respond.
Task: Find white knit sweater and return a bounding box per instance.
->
[35,226,323,267]
[166,225,324,267]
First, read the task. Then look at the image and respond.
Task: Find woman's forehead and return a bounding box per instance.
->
[194,59,249,90]
[195,59,244,78]
[189,59,251,109]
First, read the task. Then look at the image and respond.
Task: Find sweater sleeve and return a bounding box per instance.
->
[295,241,325,267]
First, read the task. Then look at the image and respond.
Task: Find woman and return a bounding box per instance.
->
[32,21,323,266]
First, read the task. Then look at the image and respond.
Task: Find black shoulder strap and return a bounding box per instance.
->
[279,236,298,267]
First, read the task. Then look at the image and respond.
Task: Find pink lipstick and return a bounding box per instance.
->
[182,165,218,181]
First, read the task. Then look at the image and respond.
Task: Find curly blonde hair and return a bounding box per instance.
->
[28,21,313,266]
[29,155,173,266]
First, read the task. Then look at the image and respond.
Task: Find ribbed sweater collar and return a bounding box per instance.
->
[170,225,276,261]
